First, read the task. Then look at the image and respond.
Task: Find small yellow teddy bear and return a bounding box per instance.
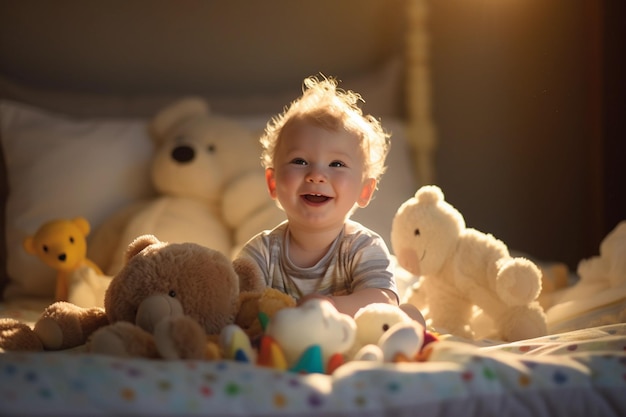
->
[23,217,103,302]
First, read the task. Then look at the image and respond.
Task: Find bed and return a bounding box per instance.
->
[1,0,625,416]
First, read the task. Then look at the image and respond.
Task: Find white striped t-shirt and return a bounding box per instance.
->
[236,220,398,301]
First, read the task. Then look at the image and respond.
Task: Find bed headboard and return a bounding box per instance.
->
[0,0,437,299]
[1,0,407,114]
[0,0,436,175]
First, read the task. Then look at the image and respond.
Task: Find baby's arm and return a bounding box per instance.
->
[299,288,397,317]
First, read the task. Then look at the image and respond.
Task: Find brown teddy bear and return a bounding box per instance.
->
[0,234,266,358]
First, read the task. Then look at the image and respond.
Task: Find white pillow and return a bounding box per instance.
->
[0,100,154,300]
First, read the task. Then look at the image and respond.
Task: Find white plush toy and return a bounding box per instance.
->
[351,303,428,363]
[545,220,626,329]
[265,299,356,373]
[89,97,285,275]
[391,185,547,342]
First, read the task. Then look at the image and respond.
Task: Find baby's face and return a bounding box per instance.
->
[266,122,375,230]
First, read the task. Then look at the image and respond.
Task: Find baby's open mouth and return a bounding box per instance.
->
[303,194,331,203]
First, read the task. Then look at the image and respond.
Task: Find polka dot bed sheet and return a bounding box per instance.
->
[1,323,625,417]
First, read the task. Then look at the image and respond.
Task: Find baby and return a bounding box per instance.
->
[236,76,398,316]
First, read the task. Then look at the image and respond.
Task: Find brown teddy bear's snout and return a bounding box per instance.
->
[135,294,184,333]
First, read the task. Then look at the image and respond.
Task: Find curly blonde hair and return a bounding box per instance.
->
[260,75,390,182]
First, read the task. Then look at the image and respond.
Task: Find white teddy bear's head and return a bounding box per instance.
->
[353,303,414,348]
[351,303,427,363]
[149,98,262,205]
[391,185,465,276]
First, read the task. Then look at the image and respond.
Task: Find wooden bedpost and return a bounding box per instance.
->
[406,0,437,186]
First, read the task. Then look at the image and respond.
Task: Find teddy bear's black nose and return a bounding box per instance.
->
[171,145,195,163]
[58,253,67,262]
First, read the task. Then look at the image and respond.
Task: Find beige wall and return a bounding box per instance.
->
[429,0,592,268]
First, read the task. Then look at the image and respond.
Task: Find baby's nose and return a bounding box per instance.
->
[306,166,327,183]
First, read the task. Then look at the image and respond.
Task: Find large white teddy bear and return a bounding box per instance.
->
[391,185,547,342]
[89,97,285,275]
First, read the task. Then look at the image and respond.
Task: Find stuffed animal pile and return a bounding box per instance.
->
[391,185,548,342]
[222,300,437,374]
[1,234,437,373]
[88,97,285,276]
[0,235,266,357]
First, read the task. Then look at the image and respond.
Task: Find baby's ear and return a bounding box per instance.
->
[265,168,277,199]
[357,178,377,207]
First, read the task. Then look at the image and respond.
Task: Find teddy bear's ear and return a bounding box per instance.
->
[23,236,36,255]
[415,185,444,204]
[149,97,211,141]
[233,257,266,293]
[70,217,91,237]
[124,235,161,264]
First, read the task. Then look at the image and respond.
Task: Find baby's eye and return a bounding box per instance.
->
[290,158,307,165]
[329,160,346,168]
